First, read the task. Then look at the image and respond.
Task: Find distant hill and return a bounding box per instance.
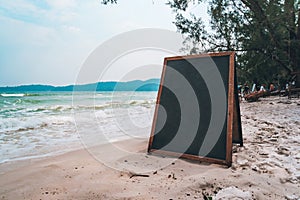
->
[0,79,160,92]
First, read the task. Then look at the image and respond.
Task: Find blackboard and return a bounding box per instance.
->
[148,52,242,166]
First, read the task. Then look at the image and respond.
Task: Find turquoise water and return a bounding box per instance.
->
[0,91,157,163]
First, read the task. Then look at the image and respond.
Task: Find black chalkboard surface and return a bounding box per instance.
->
[148,52,242,166]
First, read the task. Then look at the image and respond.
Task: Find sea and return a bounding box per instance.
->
[0,91,157,164]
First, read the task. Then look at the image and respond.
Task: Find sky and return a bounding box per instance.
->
[0,0,209,86]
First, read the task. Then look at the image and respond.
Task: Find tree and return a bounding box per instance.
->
[101,0,300,87]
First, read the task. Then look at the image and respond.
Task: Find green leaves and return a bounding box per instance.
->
[100,0,299,85]
[101,0,118,5]
[169,0,300,84]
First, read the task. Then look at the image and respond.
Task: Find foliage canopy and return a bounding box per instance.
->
[101,0,300,87]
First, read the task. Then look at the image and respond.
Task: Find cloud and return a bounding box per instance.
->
[0,0,177,86]
[45,0,76,9]
[64,25,81,33]
[0,15,58,46]
[0,0,47,24]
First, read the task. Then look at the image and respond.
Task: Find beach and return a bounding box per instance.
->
[0,96,299,199]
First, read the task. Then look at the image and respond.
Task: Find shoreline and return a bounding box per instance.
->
[0,134,140,166]
[0,96,299,199]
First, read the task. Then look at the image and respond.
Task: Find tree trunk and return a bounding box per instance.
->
[285,0,300,87]
[295,3,300,87]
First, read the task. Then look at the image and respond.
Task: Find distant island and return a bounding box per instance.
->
[0,79,160,92]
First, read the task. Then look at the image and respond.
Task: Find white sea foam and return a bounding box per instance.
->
[0,91,158,163]
[1,93,25,97]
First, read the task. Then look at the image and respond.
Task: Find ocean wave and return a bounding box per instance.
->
[74,100,156,110]
[0,116,75,133]
[0,91,158,164]
[24,105,74,113]
[3,100,12,105]
[0,99,43,107]
[9,99,42,105]
[1,93,25,97]
[24,93,42,96]
[4,123,49,135]
[21,99,43,104]
[0,93,70,98]
[0,99,156,118]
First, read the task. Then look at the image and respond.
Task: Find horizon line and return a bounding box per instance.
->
[0,78,161,88]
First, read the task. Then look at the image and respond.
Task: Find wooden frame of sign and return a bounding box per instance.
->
[148,52,243,167]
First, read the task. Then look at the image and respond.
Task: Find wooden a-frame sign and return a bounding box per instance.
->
[148,52,243,167]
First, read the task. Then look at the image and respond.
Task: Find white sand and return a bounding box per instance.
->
[0,96,299,199]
